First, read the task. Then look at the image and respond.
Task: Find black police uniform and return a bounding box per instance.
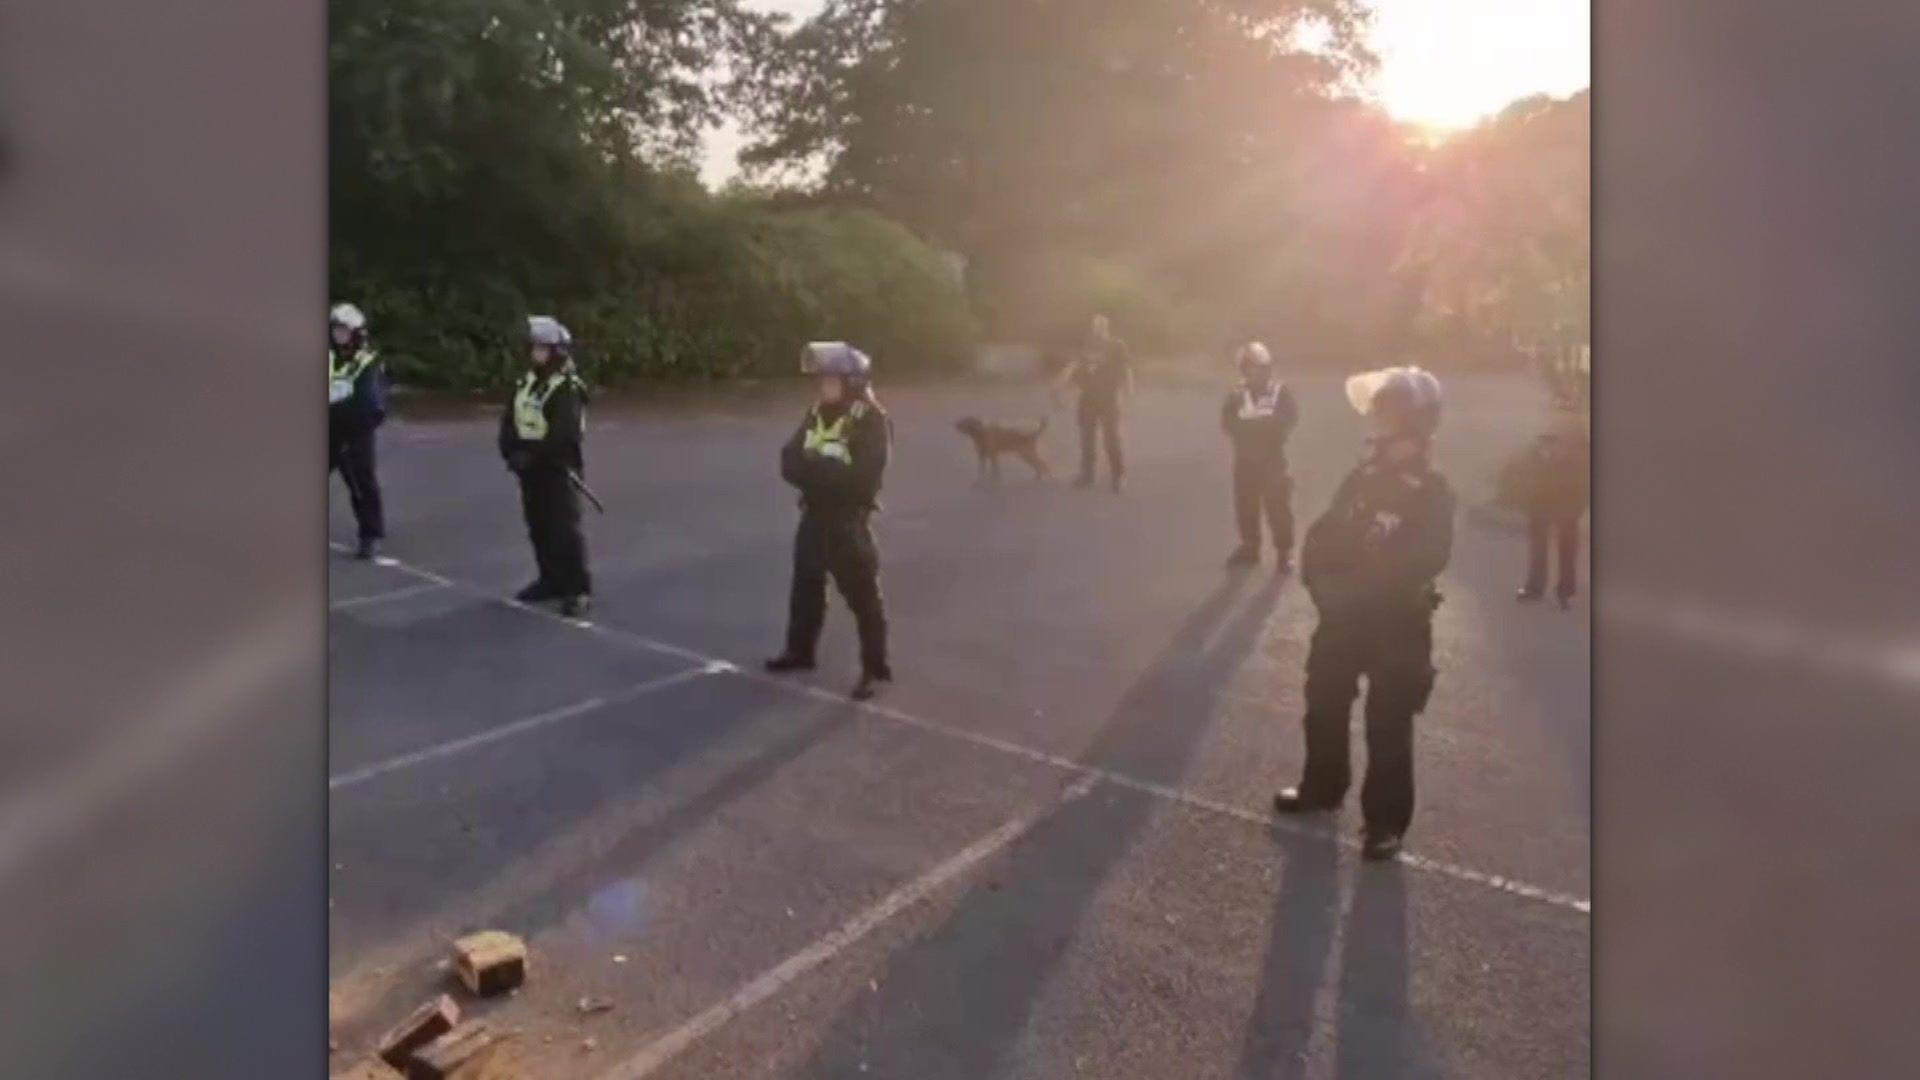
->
[1221,377,1300,560]
[498,363,592,601]
[1073,335,1133,488]
[329,345,387,545]
[1516,428,1590,604]
[1292,444,1456,839]
[778,395,892,678]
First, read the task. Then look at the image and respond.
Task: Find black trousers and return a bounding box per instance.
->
[1232,456,1294,555]
[785,509,889,675]
[1296,613,1436,836]
[1524,511,1582,599]
[328,424,385,541]
[1076,397,1124,484]
[517,466,591,597]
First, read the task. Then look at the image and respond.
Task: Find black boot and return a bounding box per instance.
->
[1273,787,1342,815]
[851,667,892,701]
[515,580,559,603]
[559,594,592,619]
[763,653,817,674]
[354,538,380,561]
[1361,831,1404,862]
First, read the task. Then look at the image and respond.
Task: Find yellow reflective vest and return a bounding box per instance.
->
[329,349,376,404]
[803,408,855,464]
[513,369,581,440]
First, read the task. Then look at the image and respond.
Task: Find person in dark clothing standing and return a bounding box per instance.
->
[329,302,388,560]
[1221,342,1299,570]
[765,342,894,701]
[1064,314,1134,491]
[1274,366,1456,862]
[498,315,592,618]
[1514,410,1590,609]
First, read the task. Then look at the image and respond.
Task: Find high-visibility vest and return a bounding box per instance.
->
[329,349,377,404]
[1237,382,1284,420]
[513,369,578,440]
[803,408,854,464]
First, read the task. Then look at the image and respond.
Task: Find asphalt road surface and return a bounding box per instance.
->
[328,371,1590,1079]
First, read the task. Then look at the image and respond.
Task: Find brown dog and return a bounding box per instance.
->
[956,416,1050,481]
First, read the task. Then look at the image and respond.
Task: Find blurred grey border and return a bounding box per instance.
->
[1598,1,1920,1076]
[1,0,1917,1076]
[0,1,324,1076]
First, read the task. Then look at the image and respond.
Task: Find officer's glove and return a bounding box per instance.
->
[505,450,531,474]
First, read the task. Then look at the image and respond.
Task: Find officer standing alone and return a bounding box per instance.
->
[499,316,593,618]
[329,302,388,560]
[1514,409,1590,609]
[1274,366,1455,861]
[1221,342,1299,570]
[764,342,894,701]
[1065,314,1134,491]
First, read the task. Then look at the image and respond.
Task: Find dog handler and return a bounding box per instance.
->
[765,342,895,701]
[1066,314,1134,491]
[1274,366,1455,861]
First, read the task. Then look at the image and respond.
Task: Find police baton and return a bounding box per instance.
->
[567,470,607,514]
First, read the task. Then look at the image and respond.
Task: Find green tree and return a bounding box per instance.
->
[736,0,1396,355]
[330,0,974,389]
[1398,90,1591,372]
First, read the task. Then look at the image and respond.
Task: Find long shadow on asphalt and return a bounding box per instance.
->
[1236,849,1440,1080]
[1234,836,1341,1079]
[1331,866,1435,1079]
[493,700,862,936]
[798,569,1287,1079]
[338,697,862,1045]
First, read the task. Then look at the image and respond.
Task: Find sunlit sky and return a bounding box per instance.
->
[702,0,1591,185]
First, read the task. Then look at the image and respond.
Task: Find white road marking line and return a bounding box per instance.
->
[328,581,449,611]
[327,663,729,792]
[0,601,311,882]
[595,774,1101,1080]
[1605,589,1920,694]
[344,550,1592,915]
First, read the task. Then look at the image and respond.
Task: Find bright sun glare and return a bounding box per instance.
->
[711,0,1589,181]
[1369,0,1590,134]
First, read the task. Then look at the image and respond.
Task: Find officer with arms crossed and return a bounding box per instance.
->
[329,302,388,560]
[499,316,593,618]
[1274,366,1455,861]
[764,343,894,701]
[1220,341,1299,570]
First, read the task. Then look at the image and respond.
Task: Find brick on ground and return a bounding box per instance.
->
[452,931,527,998]
[376,994,460,1069]
[410,1022,525,1080]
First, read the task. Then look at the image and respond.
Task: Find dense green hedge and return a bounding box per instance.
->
[333,199,978,393]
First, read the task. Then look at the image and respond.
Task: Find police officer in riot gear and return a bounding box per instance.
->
[1274,366,1455,861]
[499,316,593,618]
[1221,342,1299,570]
[1514,408,1590,609]
[329,303,388,559]
[764,342,894,701]
[1065,314,1134,491]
